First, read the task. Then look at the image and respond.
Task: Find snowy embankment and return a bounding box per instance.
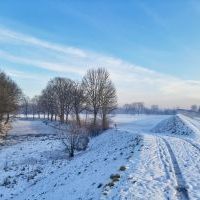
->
[0,118,143,200]
[151,115,195,136]
[151,114,200,199]
[3,114,200,200]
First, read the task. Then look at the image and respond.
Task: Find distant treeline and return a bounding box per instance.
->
[116,102,177,115]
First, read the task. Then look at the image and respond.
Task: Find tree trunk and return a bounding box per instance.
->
[65,113,69,123]
[102,113,107,130]
[85,111,88,125]
[93,112,97,127]
[76,112,81,127]
[70,144,74,157]
[60,111,64,123]
[5,113,10,124]
[25,106,28,119]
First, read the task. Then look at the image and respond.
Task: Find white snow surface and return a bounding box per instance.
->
[151,115,195,136]
[1,114,200,199]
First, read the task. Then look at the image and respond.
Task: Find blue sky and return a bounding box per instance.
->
[0,0,200,108]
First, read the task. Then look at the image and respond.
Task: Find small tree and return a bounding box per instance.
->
[59,122,89,158]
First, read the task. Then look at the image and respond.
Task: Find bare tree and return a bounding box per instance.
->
[50,77,74,123]
[30,96,38,120]
[82,68,117,130]
[123,102,144,114]
[71,82,85,126]
[38,94,48,119]
[59,122,89,157]
[82,69,101,127]
[151,105,159,114]
[41,84,57,121]
[99,71,117,130]
[21,95,30,119]
[63,80,74,123]
[0,71,21,134]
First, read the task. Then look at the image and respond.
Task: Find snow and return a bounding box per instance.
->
[160,135,200,200]
[0,115,147,200]
[1,114,200,199]
[151,115,195,136]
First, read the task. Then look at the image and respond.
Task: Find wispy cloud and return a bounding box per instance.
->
[0,50,84,75]
[0,26,200,108]
[6,69,40,80]
[0,27,87,58]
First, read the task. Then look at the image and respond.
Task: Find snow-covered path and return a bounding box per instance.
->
[1,114,200,200]
[107,114,200,199]
[157,137,189,200]
[163,136,200,199]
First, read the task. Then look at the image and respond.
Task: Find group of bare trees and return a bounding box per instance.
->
[0,68,116,157]
[122,102,176,115]
[22,68,117,132]
[0,71,22,134]
[20,68,117,157]
[190,105,200,112]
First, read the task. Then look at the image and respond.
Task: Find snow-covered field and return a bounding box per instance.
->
[1,114,200,200]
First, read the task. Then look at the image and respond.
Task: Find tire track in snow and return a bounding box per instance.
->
[159,137,189,200]
[156,138,171,180]
[176,137,200,153]
[162,135,200,154]
[178,140,200,174]
[180,138,200,154]
[156,137,176,199]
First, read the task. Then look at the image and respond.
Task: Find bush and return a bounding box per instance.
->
[76,135,89,151]
[60,122,89,157]
[83,119,104,137]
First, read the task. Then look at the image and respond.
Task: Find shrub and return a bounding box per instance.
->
[83,119,104,137]
[60,122,89,157]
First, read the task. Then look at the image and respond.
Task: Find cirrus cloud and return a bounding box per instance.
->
[0,26,199,108]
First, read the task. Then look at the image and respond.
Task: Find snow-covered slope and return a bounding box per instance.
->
[151,115,195,136]
[0,118,143,200]
[2,114,200,200]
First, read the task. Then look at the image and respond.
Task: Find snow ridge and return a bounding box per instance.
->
[151,115,194,136]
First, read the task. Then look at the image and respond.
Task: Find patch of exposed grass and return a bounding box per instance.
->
[119,166,126,171]
[110,174,120,182]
